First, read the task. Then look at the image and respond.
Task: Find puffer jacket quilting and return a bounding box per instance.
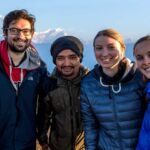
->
[80,62,145,150]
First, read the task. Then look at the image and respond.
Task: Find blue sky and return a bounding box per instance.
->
[1,0,150,42]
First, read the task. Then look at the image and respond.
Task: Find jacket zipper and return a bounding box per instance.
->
[67,81,75,150]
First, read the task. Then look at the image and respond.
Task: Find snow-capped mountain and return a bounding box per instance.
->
[0,15,67,43]
[32,28,67,44]
[0,14,133,45]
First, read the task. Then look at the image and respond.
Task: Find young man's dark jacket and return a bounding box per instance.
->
[37,66,88,150]
[0,40,50,150]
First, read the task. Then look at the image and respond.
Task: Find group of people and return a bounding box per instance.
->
[0,9,149,150]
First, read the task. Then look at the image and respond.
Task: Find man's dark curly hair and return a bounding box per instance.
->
[3,9,36,35]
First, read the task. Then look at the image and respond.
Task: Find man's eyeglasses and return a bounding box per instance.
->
[7,28,32,36]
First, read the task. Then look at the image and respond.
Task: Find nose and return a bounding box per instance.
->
[63,57,71,66]
[101,47,109,56]
[17,31,26,39]
[143,56,150,65]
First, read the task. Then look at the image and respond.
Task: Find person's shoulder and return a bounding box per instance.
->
[133,68,145,88]
[81,64,99,84]
[39,59,47,69]
[81,70,92,81]
[134,68,144,81]
[44,76,57,92]
[35,59,48,75]
[40,75,57,96]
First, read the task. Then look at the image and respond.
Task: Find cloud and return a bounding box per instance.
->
[0,15,3,39]
[0,15,3,23]
[32,28,67,44]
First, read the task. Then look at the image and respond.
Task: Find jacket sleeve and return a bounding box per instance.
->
[80,86,99,150]
[37,94,52,145]
[136,81,150,150]
[36,65,56,145]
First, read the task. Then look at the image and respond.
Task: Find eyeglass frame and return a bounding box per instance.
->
[6,27,33,36]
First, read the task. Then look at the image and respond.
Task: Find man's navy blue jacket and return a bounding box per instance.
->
[0,58,49,150]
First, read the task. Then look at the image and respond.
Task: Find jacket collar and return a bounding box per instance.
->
[93,57,136,84]
[51,66,89,85]
[0,40,41,70]
[0,40,42,92]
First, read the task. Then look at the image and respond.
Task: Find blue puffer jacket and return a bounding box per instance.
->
[80,61,145,150]
[136,82,150,150]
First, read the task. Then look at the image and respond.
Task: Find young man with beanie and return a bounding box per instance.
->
[37,36,89,150]
[0,9,49,150]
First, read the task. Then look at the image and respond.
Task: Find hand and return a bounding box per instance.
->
[41,144,49,150]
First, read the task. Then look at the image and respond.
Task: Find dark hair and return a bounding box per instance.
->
[133,35,150,55]
[93,28,125,50]
[3,9,35,35]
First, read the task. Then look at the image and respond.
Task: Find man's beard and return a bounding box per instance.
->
[60,66,78,80]
[7,38,31,53]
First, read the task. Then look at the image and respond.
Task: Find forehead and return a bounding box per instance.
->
[134,40,150,54]
[57,49,78,57]
[9,18,31,28]
[95,36,119,45]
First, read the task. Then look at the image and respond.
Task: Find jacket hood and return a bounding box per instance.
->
[0,40,43,92]
[121,58,136,80]
[19,46,41,70]
[93,57,136,83]
[0,40,41,70]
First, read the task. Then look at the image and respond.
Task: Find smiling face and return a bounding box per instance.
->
[94,35,124,76]
[56,49,81,80]
[134,40,150,79]
[5,18,33,54]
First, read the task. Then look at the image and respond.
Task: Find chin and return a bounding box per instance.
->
[63,73,73,77]
[62,72,74,77]
[145,75,150,79]
[102,65,112,69]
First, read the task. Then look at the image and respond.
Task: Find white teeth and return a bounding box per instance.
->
[103,59,110,62]
[16,41,25,46]
[145,68,150,71]
[17,41,24,44]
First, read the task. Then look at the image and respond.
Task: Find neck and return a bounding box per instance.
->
[103,65,119,77]
[8,50,26,66]
[102,59,122,77]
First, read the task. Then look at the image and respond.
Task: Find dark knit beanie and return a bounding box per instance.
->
[50,36,83,64]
